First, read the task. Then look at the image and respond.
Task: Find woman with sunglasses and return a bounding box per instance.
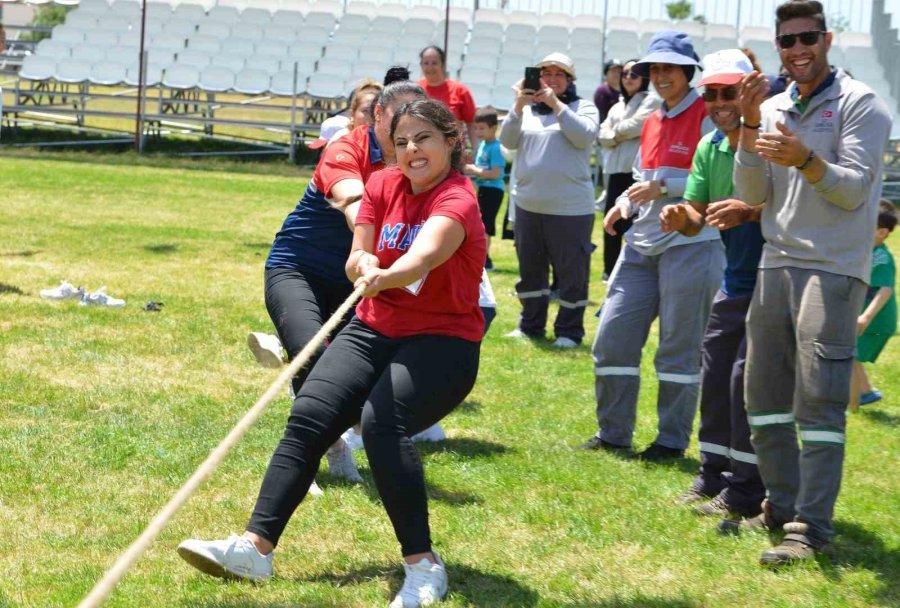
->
[596,59,660,279]
[584,31,725,462]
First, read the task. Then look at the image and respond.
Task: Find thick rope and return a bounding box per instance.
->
[77,283,366,608]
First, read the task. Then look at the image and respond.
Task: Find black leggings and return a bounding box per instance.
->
[264,267,354,395]
[603,172,636,276]
[246,317,480,556]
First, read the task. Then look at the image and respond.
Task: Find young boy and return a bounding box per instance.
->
[465,106,506,270]
[851,201,898,409]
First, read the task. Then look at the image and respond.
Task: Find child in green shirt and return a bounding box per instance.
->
[851,201,898,408]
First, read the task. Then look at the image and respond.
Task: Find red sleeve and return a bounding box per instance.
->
[356,170,384,226]
[455,82,477,123]
[429,181,479,237]
[316,136,365,198]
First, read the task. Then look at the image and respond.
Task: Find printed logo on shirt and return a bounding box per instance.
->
[822,110,833,118]
[669,141,692,156]
[335,154,347,161]
[377,222,425,252]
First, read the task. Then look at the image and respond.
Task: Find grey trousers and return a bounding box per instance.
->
[592,240,724,449]
[745,267,865,545]
[513,206,594,342]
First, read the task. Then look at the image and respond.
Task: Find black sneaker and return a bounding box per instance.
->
[485,256,495,271]
[636,443,684,462]
[579,436,630,452]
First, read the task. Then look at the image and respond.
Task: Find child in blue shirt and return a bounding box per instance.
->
[465,106,506,270]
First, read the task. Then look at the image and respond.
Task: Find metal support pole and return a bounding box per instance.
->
[135,0,148,153]
[443,0,450,60]
[289,61,298,162]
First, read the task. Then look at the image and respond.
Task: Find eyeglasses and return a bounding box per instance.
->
[540,70,568,79]
[776,30,825,49]
[622,71,642,79]
[701,87,739,102]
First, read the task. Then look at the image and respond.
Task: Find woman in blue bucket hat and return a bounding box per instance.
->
[583,31,726,463]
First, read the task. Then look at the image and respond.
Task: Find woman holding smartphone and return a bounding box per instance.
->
[500,52,600,348]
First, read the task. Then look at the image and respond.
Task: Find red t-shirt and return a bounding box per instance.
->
[313,124,384,196]
[417,78,477,124]
[355,167,486,342]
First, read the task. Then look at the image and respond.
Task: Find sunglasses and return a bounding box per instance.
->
[701,87,739,102]
[622,71,642,79]
[776,30,825,49]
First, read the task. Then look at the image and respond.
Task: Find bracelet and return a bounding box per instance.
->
[742,121,761,129]
[796,150,816,171]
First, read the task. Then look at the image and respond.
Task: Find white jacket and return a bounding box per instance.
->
[597,91,660,175]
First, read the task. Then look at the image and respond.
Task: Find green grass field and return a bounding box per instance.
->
[0,153,898,608]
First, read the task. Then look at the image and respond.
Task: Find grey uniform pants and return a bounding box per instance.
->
[745,267,865,545]
[513,206,594,343]
[592,240,724,449]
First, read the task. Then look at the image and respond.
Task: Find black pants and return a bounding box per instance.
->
[247,317,480,556]
[264,267,354,395]
[603,172,635,276]
[477,186,504,237]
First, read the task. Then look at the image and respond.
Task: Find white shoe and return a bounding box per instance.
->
[412,423,446,443]
[247,332,285,369]
[325,440,363,483]
[504,328,528,339]
[308,479,324,496]
[341,427,364,451]
[552,337,579,349]
[40,280,85,301]
[177,535,273,581]
[389,552,448,607]
[79,286,125,308]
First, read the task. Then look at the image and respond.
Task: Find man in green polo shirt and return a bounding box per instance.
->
[659,49,767,524]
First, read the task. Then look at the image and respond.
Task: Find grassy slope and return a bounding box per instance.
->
[0,156,897,608]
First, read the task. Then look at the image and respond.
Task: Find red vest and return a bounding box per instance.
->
[639,97,708,171]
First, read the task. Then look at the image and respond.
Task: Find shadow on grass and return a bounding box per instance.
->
[455,399,482,414]
[1,249,40,257]
[316,471,481,506]
[414,436,510,459]
[0,283,24,295]
[559,597,698,607]
[635,454,701,475]
[819,520,900,603]
[242,242,272,250]
[860,408,900,427]
[296,561,540,607]
[144,243,179,254]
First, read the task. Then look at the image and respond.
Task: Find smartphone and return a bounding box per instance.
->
[523,66,541,91]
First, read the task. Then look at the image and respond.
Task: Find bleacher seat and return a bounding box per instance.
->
[741,26,772,43]
[339,14,371,33]
[497,54,532,73]
[459,66,495,87]
[53,25,87,45]
[491,84,512,110]
[509,10,540,27]
[163,20,197,38]
[264,26,297,44]
[408,5,442,22]
[197,21,231,38]
[352,60,390,81]
[706,23,737,40]
[468,82,492,106]
[66,10,99,29]
[503,39,535,57]
[89,61,127,86]
[211,53,246,72]
[473,8,505,26]
[467,38,502,56]
[173,4,207,23]
[307,73,346,98]
[271,9,305,30]
[269,69,308,96]
[162,63,200,89]
[79,0,112,15]
[72,45,107,63]
[279,0,312,12]
[249,54,282,76]
[19,55,57,81]
[305,12,338,31]
[151,33,188,53]
[323,45,359,62]
[187,34,221,54]
[705,38,739,54]
[207,5,241,24]
[571,27,603,49]
[505,23,537,43]
[241,8,274,27]
[372,16,404,34]
[55,58,92,83]
[405,18,437,39]
[109,0,141,19]
[124,62,164,87]
[571,13,604,30]
[222,37,256,56]
[36,38,72,59]
[85,30,120,47]
[233,68,270,95]
[317,57,353,76]
[540,12,572,29]
[176,49,211,69]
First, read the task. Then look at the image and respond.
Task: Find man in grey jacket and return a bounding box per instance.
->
[732,0,892,566]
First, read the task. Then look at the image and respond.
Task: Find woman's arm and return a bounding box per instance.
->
[330,179,365,229]
[356,216,466,297]
[345,224,379,282]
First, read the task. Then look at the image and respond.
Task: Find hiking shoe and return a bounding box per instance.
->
[247,332,285,369]
[718,499,783,535]
[389,552,448,607]
[325,440,363,483]
[759,522,821,567]
[40,280,85,301]
[79,287,125,308]
[342,427,364,451]
[413,422,446,443]
[177,535,273,581]
[636,443,684,462]
[675,478,718,505]
[693,494,733,517]
[579,435,630,452]
[859,390,883,405]
[552,337,579,349]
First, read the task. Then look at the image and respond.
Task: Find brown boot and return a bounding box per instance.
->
[718,499,785,535]
[759,522,824,567]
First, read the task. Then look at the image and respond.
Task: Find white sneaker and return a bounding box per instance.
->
[342,427,364,451]
[247,332,285,369]
[176,535,273,581]
[308,479,324,496]
[389,552,448,607]
[412,423,446,443]
[504,328,528,339]
[325,440,363,483]
[79,286,125,308]
[552,337,578,349]
[40,280,85,301]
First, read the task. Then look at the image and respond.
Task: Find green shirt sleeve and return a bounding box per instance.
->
[870,246,895,288]
[683,139,710,205]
